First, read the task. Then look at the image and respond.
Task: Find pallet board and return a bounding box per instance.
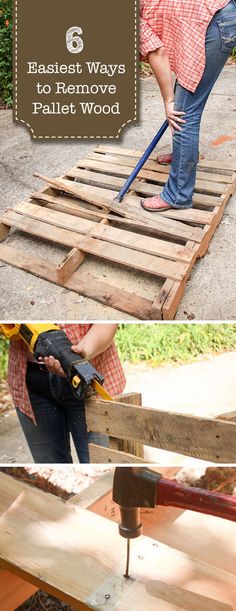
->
[86,397,236,463]
[0,146,235,319]
[0,472,236,610]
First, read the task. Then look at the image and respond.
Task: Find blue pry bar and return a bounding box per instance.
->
[114,119,169,203]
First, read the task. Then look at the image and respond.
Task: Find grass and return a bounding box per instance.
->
[0,325,236,380]
[115,323,236,366]
[0,338,9,379]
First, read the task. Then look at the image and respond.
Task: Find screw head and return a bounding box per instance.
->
[105,594,110,600]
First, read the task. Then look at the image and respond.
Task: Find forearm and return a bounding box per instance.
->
[72,324,118,361]
[148,47,174,103]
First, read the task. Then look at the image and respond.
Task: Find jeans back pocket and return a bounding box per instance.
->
[217,9,236,52]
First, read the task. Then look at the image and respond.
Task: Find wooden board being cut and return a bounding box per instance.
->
[0,146,235,319]
[0,473,236,610]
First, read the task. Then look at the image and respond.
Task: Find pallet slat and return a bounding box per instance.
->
[0,243,160,319]
[13,201,195,263]
[67,167,222,208]
[2,210,189,282]
[77,155,227,195]
[86,398,236,463]
[96,144,236,173]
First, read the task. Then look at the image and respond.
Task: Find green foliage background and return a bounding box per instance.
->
[0,0,13,105]
[1,325,236,380]
[115,323,236,365]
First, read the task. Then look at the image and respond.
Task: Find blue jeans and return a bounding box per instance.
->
[162,0,236,208]
[15,364,108,463]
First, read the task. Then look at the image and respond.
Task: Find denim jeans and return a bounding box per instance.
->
[162,0,236,208]
[15,364,108,463]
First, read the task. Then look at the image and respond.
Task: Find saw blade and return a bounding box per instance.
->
[92,380,113,401]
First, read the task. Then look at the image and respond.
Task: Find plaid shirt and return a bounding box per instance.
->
[140,0,230,92]
[7,324,126,424]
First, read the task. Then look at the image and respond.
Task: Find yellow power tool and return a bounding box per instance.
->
[0,323,113,401]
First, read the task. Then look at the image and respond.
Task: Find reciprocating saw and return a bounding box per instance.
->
[0,323,113,401]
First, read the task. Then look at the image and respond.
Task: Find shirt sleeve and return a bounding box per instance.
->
[139,17,163,61]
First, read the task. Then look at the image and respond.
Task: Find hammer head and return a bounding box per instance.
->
[113,468,162,539]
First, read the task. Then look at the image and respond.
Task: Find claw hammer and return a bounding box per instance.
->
[113,467,236,577]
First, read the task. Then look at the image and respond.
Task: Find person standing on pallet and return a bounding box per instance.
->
[7,324,125,463]
[140,0,236,212]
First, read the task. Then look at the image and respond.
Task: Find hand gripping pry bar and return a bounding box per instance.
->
[114,81,178,202]
[113,467,236,578]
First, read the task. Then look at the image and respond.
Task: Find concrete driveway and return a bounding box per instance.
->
[0,66,236,320]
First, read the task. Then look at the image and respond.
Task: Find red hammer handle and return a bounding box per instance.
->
[156,478,236,522]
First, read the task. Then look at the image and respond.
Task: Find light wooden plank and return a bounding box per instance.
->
[89,443,147,463]
[0,243,158,320]
[66,168,222,208]
[76,236,189,281]
[2,210,189,282]
[15,201,195,264]
[33,174,204,242]
[31,191,205,257]
[68,166,223,206]
[0,473,235,611]
[78,156,227,195]
[67,471,114,509]
[96,145,236,172]
[87,151,230,186]
[86,398,236,462]
[79,238,188,281]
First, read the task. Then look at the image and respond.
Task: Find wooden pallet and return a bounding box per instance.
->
[86,394,236,464]
[0,146,235,319]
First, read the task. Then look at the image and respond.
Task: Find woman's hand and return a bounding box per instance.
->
[164,100,186,132]
[38,355,65,377]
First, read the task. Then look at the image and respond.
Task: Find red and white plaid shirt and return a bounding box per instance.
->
[7,324,126,424]
[140,0,230,92]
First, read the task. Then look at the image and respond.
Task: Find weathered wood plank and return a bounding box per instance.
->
[89,444,147,464]
[14,201,195,263]
[96,145,236,172]
[109,392,144,458]
[87,151,230,186]
[33,174,204,242]
[0,244,158,319]
[78,156,227,195]
[0,473,235,611]
[66,168,222,208]
[86,398,236,462]
[2,210,189,282]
